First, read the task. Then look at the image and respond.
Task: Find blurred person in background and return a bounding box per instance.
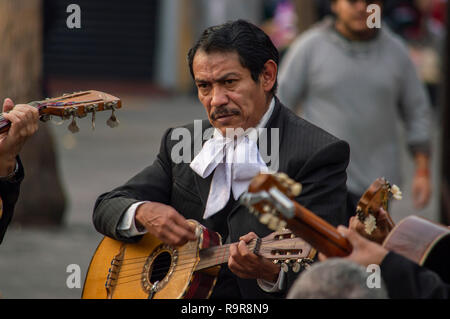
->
[0,98,39,244]
[278,0,433,219]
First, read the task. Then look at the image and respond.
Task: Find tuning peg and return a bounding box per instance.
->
[278,220,287,230]
[106,107,120,128]
[275,172,288,182]
[91,109,96,131]
[289,183,302,197]
[259,214,271,225]
[68,116,79,133]
[268,215,280,231]
[281,262,289,273]
[292,262,301,273]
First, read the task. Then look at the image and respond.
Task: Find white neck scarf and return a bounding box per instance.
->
[190,98,275,219]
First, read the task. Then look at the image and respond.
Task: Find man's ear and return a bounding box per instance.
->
[261,59,277,93]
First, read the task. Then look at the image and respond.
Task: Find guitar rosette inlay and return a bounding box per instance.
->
[141,244,178,294]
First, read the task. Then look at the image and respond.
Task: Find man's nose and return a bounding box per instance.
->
[211,85,229,107]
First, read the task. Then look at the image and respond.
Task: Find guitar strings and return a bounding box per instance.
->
[114,238,303,278]
[115,243,297,282]
[115,237,298,264]
[106,239,306,288]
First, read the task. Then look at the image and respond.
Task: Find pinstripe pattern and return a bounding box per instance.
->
[92,98,350,297]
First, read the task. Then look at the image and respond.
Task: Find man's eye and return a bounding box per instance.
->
[225,79,236,85]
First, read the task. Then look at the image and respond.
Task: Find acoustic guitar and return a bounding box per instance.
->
[0,90,122,134]
[241,172,450,282]
[82,219,315,299]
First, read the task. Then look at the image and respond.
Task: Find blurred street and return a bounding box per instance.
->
[0,92,442,299]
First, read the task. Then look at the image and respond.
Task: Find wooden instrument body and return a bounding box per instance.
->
[82,217,314,299]
[383,215,450,283]
[82,220,221,299]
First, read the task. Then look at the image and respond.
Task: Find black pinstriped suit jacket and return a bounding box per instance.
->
[0,157,24,244]
[93,97,350,298]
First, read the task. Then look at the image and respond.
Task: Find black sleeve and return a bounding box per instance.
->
[92,128,174,242]
[380,251,450,299]
[0,156,25,244]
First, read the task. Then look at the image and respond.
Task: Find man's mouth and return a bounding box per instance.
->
[215,113,235,120]
[211,109,241,121]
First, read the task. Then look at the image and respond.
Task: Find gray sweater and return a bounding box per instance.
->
[278,18,432,195]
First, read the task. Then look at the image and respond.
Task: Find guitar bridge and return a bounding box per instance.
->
[105,244,126,299]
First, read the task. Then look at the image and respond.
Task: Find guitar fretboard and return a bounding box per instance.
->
[195,239,259,271]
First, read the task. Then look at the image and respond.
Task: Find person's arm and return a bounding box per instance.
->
[0,98,39,244]
[397,48,433,209]
[411,152,431,209]
[380,251,450,299]
[0,157,24,244]
[93,128,196,245]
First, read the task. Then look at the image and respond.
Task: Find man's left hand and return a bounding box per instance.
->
[412,173,431,209]
[0,98,39,176]
[228,232,280,283]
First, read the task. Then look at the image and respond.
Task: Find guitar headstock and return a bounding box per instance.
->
[356,177,401,234]
[240,172,303,232]
[260,230,316,273]
[32,90,121,133]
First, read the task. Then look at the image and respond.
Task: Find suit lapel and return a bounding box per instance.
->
[192,119,214,207]
[229,97,286,218]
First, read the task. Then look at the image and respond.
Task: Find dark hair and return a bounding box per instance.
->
[187,19,279,95]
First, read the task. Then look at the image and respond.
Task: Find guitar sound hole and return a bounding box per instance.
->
[149,251,172,283]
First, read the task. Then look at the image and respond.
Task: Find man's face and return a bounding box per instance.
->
[192,50,274,135]
[332,0,382,35]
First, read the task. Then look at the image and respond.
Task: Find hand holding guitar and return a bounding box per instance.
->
[135,202,197,247]
[228,232,281,283]
[0,98,39,176]
[319,226,389,267]
[350,207,393,244]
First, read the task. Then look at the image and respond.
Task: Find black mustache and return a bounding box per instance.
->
[211,108,241,120]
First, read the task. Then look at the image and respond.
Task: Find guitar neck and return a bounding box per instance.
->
[195,240,259,271]
[286,201,352,257]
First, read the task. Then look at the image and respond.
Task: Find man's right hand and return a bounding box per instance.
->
[319,226,389,267]
[134,202,197,246]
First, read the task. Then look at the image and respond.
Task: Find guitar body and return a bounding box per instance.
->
[82,220,221,299]
[383,215,450,283]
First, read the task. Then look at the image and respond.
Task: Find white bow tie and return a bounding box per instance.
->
[190,132,268,219]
